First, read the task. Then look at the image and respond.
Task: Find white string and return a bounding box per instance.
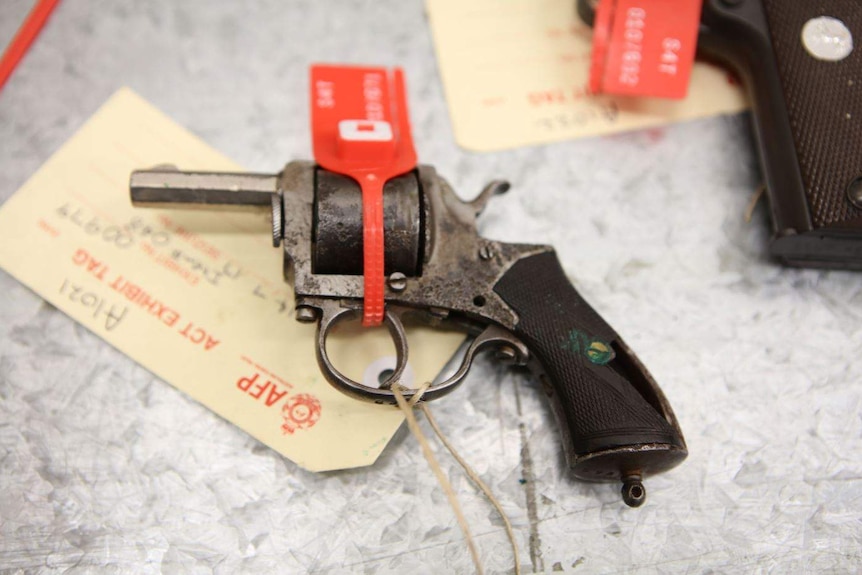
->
[393,381,522,574]
[419,401,522,575]
[392,382,484,574]
[745,184,766,223]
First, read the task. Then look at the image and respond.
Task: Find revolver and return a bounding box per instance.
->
[580,0,862,269]
[130,163,686,505]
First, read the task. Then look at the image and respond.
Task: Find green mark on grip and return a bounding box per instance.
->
[561,329,614,365]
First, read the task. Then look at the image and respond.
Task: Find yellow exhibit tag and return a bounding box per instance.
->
[426,0,748,151]
[0,88,465,471]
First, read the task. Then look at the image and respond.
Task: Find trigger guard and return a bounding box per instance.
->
[313,303,472,405]
[316,305,409,404]
[433,324,530,391]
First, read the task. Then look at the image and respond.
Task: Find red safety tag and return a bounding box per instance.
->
[310,65,417,327]
[589,0,702,100]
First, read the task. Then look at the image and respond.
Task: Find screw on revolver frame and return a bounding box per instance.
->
[621,475,646,507]
[387,272,407,292]
[295,305,319,323]
[478,243,495,261]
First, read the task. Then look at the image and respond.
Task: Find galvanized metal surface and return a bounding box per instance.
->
[1,1,861,573]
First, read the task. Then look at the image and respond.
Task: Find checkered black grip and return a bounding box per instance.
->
[761,0,862,228]
[493,251,684,462]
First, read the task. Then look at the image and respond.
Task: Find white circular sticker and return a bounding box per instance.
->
[802,16,853,62]
[362,356,417,389]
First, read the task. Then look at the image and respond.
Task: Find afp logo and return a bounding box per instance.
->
[281,394,322,434]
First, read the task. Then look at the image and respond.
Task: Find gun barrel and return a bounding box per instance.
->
[130,169,278,209]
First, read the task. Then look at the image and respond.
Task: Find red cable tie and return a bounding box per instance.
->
[310,65,417,327]
[359,173,386,326]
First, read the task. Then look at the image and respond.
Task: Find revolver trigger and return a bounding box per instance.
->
[314,300,411,402]
[311,302,465,404]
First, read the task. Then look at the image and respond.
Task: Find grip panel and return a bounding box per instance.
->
[761,0,862,229]
[699,0,862,267]
[493,251,686,480]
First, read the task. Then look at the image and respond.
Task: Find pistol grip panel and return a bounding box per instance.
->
[700,0,862,267]
[760,1,862,230]
[493,251,686,481]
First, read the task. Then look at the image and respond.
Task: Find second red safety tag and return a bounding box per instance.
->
[589,0,702,100]
[310,65,417,327]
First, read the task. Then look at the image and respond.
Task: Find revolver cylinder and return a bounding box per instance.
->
[313,170,423,277]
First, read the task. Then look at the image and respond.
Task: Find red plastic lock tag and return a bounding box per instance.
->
[589,0,702,99]
[310,65,418,326]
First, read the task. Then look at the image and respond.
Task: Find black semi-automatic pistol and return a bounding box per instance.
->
[130,162,686,505]
[580,0,862,269]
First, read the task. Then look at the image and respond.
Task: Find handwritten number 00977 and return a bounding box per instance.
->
[56,204,134,249]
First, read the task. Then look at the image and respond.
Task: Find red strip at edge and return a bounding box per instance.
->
[0,0,62,92]
[589,0,617,95]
